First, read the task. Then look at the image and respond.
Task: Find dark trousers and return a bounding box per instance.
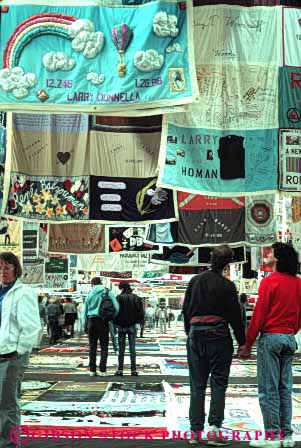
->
[88,317,109,372]
[187,325,233,431]
[49,318,59,343]
[117,325,137,371]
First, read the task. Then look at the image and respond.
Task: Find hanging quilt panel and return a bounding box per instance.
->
[77,253,150,276]
[0,112,6,210]
[196,1,282,5]
[279,67,301,129]
[89,176,177,223]
[245,194,277,245]
[279,129,301,192]
[147,193,245,246]
[5,174,90,221]
[48,223,106,254]
[177,193,245,245]
[0,0,198,112]
[193,5,281,66]
[106,225,160,253]
[45,255,69,288]
[3,113,177,222]
[9,113,161,177]
[158,124,278,196]
[22,221,45,284]
[282,6,301,66]
[170,64,278,130]
[0,217,21,257]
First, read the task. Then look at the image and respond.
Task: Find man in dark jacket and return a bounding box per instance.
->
[183,245,246,446]
[114,281,144,376]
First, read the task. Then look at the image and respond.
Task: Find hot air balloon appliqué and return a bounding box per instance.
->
[112,24,133,77]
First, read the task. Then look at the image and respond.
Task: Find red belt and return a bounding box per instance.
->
[190,315,224,324]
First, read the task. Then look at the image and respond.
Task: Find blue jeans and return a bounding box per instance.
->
[257,333,297,437]
[109,321,118,352]
[117,325,136,371]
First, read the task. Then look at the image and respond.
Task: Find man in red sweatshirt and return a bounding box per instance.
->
[239,243,301,448]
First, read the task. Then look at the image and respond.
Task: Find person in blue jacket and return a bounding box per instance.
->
[83,277,119,376]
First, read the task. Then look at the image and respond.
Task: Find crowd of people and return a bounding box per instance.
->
[0,242,300,448]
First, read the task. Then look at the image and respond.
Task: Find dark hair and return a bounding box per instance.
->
[272,242,299,276]
[66,297,72,303]
[239,293,248,304]
[119,281,132,293]
[91,277,102,286]
[210,245,234,272]
[38,295,44,303]
[0,252,22,278]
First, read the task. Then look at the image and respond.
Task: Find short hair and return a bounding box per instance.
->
[272,242,299,276]
[0,252,22,278]
[91,277,102,286]
[210,245,234,271]
[119,281,132,293]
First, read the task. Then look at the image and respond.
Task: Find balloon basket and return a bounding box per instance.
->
[118,63,126,77]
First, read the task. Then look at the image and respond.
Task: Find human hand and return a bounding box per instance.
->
[237,344,251,359]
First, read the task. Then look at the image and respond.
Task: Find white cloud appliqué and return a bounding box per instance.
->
[153,12,179,37]
[166,43,183,53]
[134,49,164,72]
[0,67,37,98]
[43,52,75,72]
[68,19,105,59]
[86,72,105,85]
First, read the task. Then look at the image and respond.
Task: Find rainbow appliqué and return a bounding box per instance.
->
[3,13,77,69]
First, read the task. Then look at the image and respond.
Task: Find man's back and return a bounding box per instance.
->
[183,270,245,346]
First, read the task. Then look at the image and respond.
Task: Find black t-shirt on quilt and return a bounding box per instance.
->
[218,135,245,180]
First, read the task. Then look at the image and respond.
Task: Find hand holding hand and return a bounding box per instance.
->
[237,344,251,359]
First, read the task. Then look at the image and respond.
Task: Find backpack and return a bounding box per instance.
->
[98,289,115,322]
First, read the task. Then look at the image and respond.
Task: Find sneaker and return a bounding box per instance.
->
[188,439,201,445]
[99,371,107,376]
[282,437,295,448]
[249,441,281,448]
[207,426,230,446]
[89,371,97,377]
[114,370,123,376]
[131,371,138,376]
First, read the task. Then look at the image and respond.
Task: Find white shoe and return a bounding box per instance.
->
[99,372,107,376]
[249,440,281,448]
[89,372,97,377]
[282,436,295,448]
[207,426,229,446]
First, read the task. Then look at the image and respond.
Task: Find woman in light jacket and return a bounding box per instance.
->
[0,252,41,447]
